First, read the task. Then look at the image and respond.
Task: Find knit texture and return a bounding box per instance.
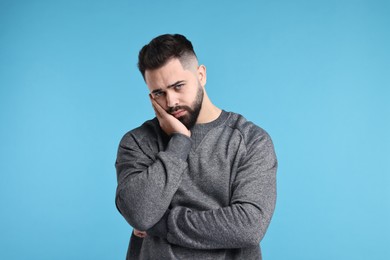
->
[115,110,277,260]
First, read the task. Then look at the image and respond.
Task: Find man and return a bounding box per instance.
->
[115,34,277,259]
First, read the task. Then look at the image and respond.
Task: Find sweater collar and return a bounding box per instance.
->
[190,110,229,134]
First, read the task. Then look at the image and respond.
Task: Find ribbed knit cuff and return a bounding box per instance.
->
[147,210,170,239]
[165,133,192,161]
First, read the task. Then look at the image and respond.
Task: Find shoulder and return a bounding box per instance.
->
[224,111,272,146]
[119,117,162,147]
[224,111,277,164]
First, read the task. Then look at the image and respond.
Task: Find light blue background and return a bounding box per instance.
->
[1,0,389,259]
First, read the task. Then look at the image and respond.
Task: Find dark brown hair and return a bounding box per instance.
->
[138,34,197,79]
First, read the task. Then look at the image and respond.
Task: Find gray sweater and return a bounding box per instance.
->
[115,111,277,260]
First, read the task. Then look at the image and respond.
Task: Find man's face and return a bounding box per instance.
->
[145,58,205,129]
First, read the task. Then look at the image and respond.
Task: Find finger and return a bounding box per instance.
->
[150,96,168,117]
[134,230,147,238]
[149,94,162,117]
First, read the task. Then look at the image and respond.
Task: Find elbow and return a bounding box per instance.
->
[238,205,270,247]
[228,215,265,247]
[115,190,159,231]
[241,225,264,247]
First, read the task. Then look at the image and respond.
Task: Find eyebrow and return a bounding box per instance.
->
[151,80,186,94]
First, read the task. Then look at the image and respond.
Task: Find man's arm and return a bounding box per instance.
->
[115,131,191,231]
[115,95,192,231]
[148,130,277,249]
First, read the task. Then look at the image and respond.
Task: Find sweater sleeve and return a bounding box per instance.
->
[148,130,277,249]
[115,132,192,231]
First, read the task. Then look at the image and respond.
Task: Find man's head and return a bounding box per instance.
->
[138,34,207,129]
[138,34,197,79]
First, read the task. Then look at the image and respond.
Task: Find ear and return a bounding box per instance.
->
[197,65,207,87]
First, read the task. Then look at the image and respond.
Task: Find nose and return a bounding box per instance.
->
[166,91,178,108]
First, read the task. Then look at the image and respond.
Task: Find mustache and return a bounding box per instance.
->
[167,106,192,114]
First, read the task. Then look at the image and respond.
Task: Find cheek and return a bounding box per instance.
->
[182,86,196,102]
[187,88,200,103]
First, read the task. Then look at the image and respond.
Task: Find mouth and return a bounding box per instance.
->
[171,109,186,118]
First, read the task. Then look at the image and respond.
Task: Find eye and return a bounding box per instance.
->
[153,91,165,98]
[174,84,184,90]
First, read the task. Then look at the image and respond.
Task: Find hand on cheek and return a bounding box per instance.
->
[149,94,191,137]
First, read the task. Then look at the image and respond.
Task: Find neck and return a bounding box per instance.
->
[196,93,222,124]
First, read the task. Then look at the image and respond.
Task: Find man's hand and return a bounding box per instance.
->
[133,229,147,238]
[150,95,191,137]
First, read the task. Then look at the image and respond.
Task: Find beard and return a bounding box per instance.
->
[168,84,204,129]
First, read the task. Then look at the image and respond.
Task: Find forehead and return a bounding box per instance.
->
[145,58,194,91]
